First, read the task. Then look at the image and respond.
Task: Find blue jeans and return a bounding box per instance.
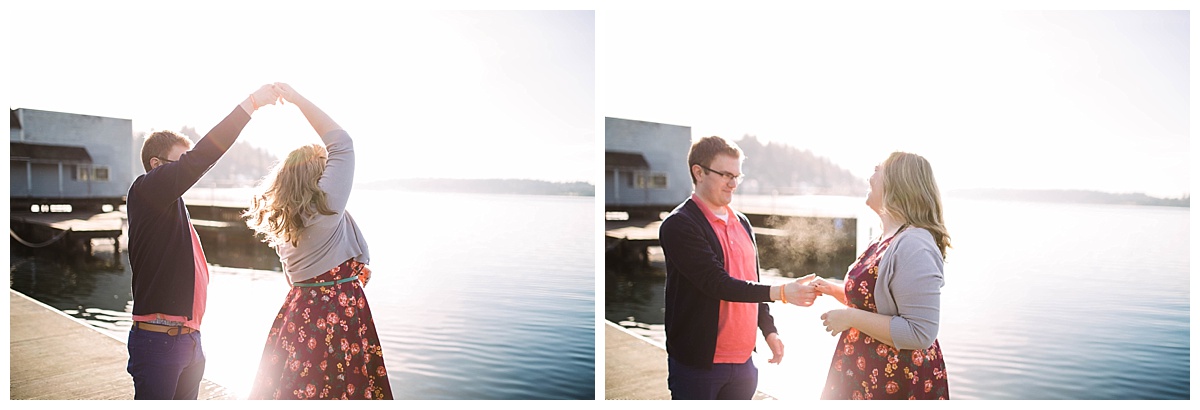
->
[667,356,759,400]
[126,327,205,400]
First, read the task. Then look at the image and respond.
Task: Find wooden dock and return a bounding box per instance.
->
[604,217,788,272]
[604,218,662,268]
[9,210,125,253]
[9,289,233,400]
[604,320,773,400]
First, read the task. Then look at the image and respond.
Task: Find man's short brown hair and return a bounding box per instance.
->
[140,130,193,172]
[686,136,744,184]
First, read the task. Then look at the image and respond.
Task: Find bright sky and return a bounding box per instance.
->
[9,7,596,185]
[601,7,1191,198]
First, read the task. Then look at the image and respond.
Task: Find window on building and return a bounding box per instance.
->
[621,172,635,187]
[73,165,109,181]
[635,172,668,189]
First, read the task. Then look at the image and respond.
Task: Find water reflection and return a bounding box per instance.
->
[13,191,598,399]
[9,220,281,338]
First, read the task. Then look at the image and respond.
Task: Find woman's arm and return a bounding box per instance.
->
[274,82,341,137]
[882,246,944,350]
[275,83,354,212]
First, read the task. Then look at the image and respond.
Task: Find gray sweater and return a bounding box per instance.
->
[875,227,944,350]
[275,129,370,283]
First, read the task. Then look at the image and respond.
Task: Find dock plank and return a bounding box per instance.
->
[604,321,773,400]
[9,290,232,400]
[605,321,670,400]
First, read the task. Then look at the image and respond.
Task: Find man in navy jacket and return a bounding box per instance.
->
[125,84,279,399]
[659,136,819,400]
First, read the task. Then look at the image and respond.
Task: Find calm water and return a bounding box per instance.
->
[10,189,596,400]
[606,196,1190,400]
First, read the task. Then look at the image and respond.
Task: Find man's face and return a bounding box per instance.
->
[693,153,742,209]
[151,144,188,170]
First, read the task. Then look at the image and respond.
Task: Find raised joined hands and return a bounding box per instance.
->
[273,82,303,104]
[250,84,283,110]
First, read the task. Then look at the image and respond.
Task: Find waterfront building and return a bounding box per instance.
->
[604,117,692,218]
[10,108,133,213]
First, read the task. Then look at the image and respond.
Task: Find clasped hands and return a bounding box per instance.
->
[777,273,820,307]
[247,82,303,111]
[780,275,854,337]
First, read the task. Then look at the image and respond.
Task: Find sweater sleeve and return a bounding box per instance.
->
[659,210,772,303]
[884,231,945,350]
[317,129,354,212]
[133,106,251,210]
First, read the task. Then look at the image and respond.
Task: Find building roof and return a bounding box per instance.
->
[606,151,650,169]
[10,141,93,163]
[10,109,20,129]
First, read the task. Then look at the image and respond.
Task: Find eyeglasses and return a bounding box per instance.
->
[698,164,745,184]
[154,157,176,165]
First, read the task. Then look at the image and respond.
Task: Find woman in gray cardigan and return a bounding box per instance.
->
[243,83,393,400]
[812,151,952,399]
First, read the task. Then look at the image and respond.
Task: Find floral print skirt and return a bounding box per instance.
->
[249,259,393,399]
[821,234,948,400]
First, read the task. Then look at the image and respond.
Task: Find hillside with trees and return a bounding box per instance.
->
[177,126,279,187]
[734,135,867,196]
[132,127,279,187]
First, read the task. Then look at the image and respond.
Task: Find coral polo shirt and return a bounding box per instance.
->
[692,194,758,364]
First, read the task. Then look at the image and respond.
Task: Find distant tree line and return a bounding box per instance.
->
[734,135,867,196]
[948,189,1190,208]
[361,178,595,197]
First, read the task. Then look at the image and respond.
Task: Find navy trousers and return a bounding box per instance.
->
[667,356,759,400]
[126,327,206,400]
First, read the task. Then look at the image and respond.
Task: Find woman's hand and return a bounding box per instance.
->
[273,82,302,104]
[357,265,372,287]
[821,309,853,337]
[821,308,897,348]
[813,277,847,305]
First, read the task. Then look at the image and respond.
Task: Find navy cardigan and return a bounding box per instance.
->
[127,106,250,319]
[659,198,778,369]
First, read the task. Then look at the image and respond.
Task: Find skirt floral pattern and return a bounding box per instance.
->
[821,234,949,400]
[249,259,393,399]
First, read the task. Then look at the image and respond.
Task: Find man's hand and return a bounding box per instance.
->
[766,332,785,364]
[783,273,820,307]
[250,84,282,110]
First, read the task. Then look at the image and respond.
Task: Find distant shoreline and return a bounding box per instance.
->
[357,178,595,197]
[945,188,1190,208]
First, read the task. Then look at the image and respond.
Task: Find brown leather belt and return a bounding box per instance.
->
[135,322,196,336]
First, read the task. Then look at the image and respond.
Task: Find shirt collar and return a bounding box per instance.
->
[691,193,732,224]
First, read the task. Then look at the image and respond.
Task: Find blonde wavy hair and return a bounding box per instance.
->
[243,144,337,247]
[880,151,952,259]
